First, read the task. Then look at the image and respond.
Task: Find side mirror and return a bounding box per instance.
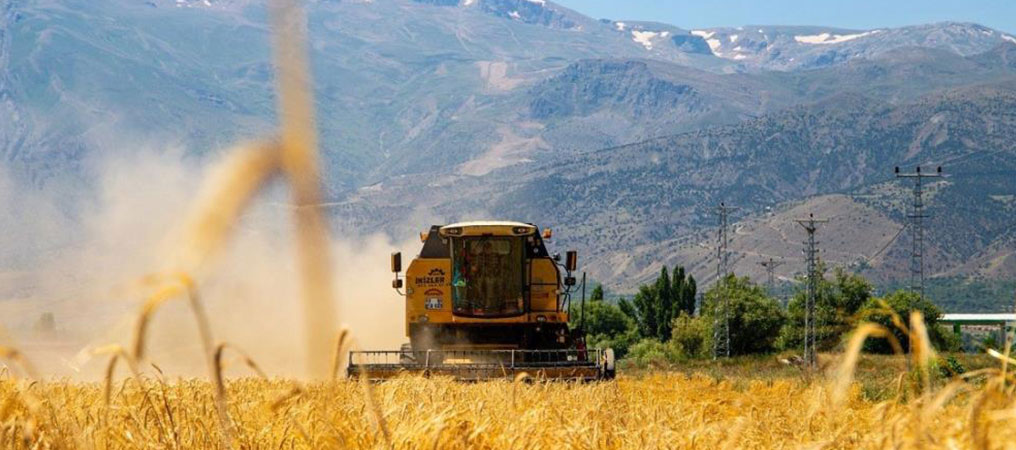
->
[564,276,576,287]
[391,252,402,273]
[392,279,403,289]
[542,228,553,239]
[565,251,577,272]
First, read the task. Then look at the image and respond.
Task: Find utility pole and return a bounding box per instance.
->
[895,166,942,300]
[713,203,738,359]
[795,214,828,367]
[759,257,784,293]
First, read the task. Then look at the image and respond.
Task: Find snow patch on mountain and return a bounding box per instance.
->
[795,30,882,44]
[1003,35,1016,44]
[691,30,722,55]
[632,30,670,50]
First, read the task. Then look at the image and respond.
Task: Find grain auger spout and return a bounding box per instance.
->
[348,221,615,381]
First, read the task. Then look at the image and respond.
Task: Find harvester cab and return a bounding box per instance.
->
[348,221,615,381]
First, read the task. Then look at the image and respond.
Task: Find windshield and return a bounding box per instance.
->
[450,236,525,317]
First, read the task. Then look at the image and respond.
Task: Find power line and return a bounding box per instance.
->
[895,166,943,301]
[795,214,828,368]
[864,224,907,265]
[713,202,738,359]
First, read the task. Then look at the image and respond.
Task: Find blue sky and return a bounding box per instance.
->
[552,0,1016,34]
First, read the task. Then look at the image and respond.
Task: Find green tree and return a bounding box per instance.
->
[670,312,710,358]
[619,266,697,341]
[701,275,786,355]
[572,299,632,338]
[681,274,697,316]
[858,290,946,354]
[572,299,638,358]
[833,268,872,314]
[671,267,697,317]
[572,286,639,358]
[589,328,641,360]
[654,267,673,340]
[777,266,873,352]
[620,284,659,339]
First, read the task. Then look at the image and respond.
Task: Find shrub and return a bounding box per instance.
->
[626,338,682,368]
[587,327,640,359]
[670,313,710,359]
[858,290,945,354]
[939,355,966,378]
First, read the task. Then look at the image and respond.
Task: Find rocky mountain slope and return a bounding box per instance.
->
[5,0,1015,186]
[3,0,1016,306]
[343,80,1016,295]
[670,22,1016,71]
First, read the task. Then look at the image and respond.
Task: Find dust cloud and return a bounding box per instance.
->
[0,148,419,380]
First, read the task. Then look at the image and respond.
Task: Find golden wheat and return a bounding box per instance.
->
[3,0,1014,448]
[0,361,1013,449]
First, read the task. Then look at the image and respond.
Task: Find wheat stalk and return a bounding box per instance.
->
[331,328,351,381]
[268,0,339,380]
[128,275,234,447]
[0,346,39,380]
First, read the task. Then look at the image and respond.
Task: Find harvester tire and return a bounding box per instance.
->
[602,348,616,380]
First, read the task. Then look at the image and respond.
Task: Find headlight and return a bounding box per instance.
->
[536,315,547,323]
[418,315,429,323]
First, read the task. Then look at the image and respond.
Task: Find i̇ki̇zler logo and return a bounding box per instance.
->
[415,268,446,286]
[424,289,444,310]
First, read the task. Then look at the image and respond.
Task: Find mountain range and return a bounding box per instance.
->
[3,0,1016,309]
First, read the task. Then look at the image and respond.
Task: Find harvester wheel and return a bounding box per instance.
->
[602,348,616,380]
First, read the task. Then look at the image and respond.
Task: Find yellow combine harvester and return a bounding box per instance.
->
[348,221,615,381]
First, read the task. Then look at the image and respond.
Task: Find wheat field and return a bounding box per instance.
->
[2,1,1014,448]
[0,360,1015,449]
